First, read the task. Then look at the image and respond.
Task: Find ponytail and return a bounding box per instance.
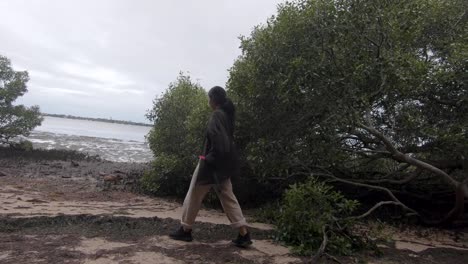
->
[221,98,235,132]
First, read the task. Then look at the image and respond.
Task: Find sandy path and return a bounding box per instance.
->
[1,156,467,264]
[0,180,272,230]
[0,176,302,264]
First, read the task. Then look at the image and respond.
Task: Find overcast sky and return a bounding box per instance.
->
[0,0,283,123]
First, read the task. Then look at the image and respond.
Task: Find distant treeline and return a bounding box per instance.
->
[43,113,152,127]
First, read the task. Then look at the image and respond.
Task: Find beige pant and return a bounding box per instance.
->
[181,163,248,229]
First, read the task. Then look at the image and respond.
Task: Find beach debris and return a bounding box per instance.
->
[26,198,48,203]
[103,174,123,183]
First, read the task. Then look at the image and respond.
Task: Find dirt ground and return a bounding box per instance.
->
[1,156,467,263]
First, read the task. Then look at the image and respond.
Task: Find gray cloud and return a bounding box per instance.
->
[0,0,284,122]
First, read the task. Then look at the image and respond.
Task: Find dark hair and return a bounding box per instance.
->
[208,86,235,132]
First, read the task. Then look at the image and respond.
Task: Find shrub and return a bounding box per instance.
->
[141,155,188,196]
[143,74,210,197]
[276,178,361,256]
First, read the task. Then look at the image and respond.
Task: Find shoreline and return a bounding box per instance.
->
[19,131,154,163]
[42,113,153,127]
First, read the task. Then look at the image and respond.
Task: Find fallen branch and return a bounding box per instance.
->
[311,169,419,216]
[358,122,459,189]
[312,226,329,263]
[358,121,468,225]
[425,177,468,226]
[324,253,342,264]
[345,201,405,220]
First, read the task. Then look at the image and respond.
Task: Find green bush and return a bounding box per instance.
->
[227,0,468,211]
[142,155,189,196]
[276,178,361,256]
[143,74,210,197]
[1,55,43,144]
[251,201,281,224]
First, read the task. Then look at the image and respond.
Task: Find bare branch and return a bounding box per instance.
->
[324,253,342,264]
[310,168,419,216]
[370,67,387,99]
[345,201,406,220]
[424,177,468,226]
[312,226,328,263]
[364,36,379,47]
[358,122,460,189]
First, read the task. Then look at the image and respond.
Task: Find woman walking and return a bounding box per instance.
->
[169,86,252,248]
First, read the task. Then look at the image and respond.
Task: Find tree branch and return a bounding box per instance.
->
[345,201,405,220]
[309,168,419,216]
[369,67,387,100]
[358,122,460,189]
[312,226,328,263]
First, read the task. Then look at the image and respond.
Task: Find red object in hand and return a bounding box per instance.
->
[199,155,206,160]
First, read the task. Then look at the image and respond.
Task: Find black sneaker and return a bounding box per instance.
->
[169,226,193,242]
[232,232,252,248]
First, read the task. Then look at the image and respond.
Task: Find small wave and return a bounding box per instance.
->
[29,139,56,144]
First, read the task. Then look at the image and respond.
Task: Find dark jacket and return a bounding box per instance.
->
[196,109,239,185]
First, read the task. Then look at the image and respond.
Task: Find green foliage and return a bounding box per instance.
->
[0,55,43,144]
[143,74,210,196]
[276,178,361,256]
[228,0,467,197]
[251,201,281,224]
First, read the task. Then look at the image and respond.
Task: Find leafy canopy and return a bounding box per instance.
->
[0,55,43,144]
[143,74,210,196]
[227,0,467,185]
